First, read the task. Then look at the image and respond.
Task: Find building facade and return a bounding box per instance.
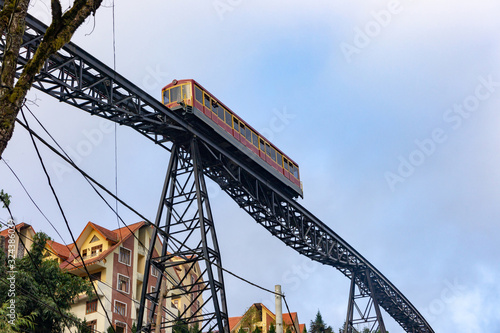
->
[1,221,202,333]
[229,303,305,333]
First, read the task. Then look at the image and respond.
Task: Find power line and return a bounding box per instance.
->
[14,110,215,318]
[20,108,117,333]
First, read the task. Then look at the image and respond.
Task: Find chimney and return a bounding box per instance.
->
[275,285,283,333]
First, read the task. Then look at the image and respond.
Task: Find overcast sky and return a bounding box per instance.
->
[1,0,500,332]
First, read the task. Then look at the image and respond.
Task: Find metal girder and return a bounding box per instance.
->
[343,269,387,333]
[0,9,434,333]
[137,138,229,333]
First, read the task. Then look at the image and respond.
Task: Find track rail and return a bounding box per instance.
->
[0,10,433,333]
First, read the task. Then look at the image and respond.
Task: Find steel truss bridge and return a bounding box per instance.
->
[1,9,434,333]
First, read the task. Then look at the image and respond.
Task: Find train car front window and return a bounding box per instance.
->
[170,86,181,102]
[181,84,192,100]
[163,90,170,104]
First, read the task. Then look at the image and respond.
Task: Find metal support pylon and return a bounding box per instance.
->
[138,137,229,333]
[343,269,387,333]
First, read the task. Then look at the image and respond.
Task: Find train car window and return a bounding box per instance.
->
[204,94,211,110]
[251,132,258,148]
[181,84,192,100]
[170,86,181,102]
[270,148,277,162]
[234,119,240,132]
[212,102,219,115]
[277,152,283,166]
[284,158,289,171]
[163,90,170,104]
[225,110,232,127]
[218,105,225,120]
[260,139,265,152]
[195,86,203,104]
[240,123,246,137]
[245,127,252,142]
[291,163,299,178]
[265,143,271,156]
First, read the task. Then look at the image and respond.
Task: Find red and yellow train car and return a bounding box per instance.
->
[162,79,303,198]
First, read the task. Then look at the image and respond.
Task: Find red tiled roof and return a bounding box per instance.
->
[229,316,242,331]
[299,324,305,333]
[283,312,298,326]
[47,240,72,260]
[0,222,34,237]
[89,222,119,242]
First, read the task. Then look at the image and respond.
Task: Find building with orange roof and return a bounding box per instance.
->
[229,303,305,333]
[1,220,203,333]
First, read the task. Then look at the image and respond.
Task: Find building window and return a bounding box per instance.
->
[119,247,131,265]
[87,320,97,332]
[89,235,100,243]
[90,244,102,257]
[114,301,126,316]
[117,274,130,293]
[82,249,88,258]
[151,265,159,277]
[172,298,179,309]
[115,321,126,333]
[86,299,98,314]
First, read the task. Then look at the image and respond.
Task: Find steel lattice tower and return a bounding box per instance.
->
[137,137,229,333]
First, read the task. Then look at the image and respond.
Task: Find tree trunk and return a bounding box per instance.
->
[0,0,103,158]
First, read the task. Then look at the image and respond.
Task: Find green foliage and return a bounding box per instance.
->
[80,318,92,333]
[238,327,246,333]
[303,326,307,333]
[0,189,11,208]
[269,322,276,333]
[189,322,200,333]
[0,302,35,332]
[309,311,333,333]
[132,321,137,333]
[173,313,189,333]
[253,326,262,333]
[240,305,260,330]
[107,325,116,333]
[0,232,95,332]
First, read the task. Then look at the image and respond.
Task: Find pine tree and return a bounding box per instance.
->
[309,311,333,333]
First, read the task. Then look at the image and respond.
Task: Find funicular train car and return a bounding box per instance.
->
[162,79,303,198]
